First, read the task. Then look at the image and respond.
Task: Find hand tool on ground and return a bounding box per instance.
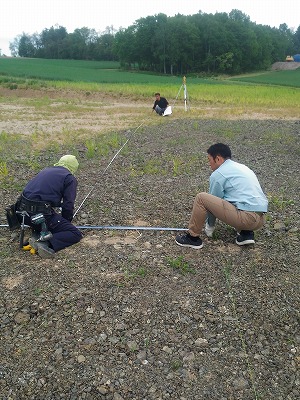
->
[30,213,53,241]
[16,210,29,249]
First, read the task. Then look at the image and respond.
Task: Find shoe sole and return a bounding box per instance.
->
[175,239,203,249]
[29,237,39,250]
[236,239,255,246]
[37,244,55,259]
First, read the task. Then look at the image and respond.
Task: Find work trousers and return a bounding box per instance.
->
[20,213,82,252]
[154,105,166,115]
[188,192,265,237]
[46,214,83,252]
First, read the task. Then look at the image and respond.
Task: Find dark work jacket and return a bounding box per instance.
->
[22,166,78,222]
[153,97,168,109]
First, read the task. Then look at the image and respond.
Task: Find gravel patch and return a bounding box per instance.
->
[0,117,299,399]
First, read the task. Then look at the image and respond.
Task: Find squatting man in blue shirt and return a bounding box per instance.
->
[14,155,83,258]
[175,143,268,249]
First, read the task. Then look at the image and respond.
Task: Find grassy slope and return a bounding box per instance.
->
[0,58,184,84]
[229,68,300,87]
[1,57,300,87]
[0,58,299,110]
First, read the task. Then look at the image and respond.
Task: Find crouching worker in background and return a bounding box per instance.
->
[152,92,169,115]
[175,143,268,249]
[14,155,83,259]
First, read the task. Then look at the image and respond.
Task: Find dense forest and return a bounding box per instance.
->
[9,9,300,74]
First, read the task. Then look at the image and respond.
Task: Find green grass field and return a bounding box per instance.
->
[1,57,300,87]
[229,68,300,87]
[0,58,299,111]
[0,58,185,84]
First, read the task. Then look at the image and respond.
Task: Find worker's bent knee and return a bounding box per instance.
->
[194,192,210,205]
[73,229,83,243]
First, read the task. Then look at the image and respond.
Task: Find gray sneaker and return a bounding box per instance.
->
[29,236,39,251]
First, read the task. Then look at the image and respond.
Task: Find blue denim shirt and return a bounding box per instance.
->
[207,159,268,225]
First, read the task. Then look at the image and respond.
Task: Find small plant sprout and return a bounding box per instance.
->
[167,256,195,274]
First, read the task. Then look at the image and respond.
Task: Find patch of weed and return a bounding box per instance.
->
[84,132,124,159]
[129,157,167,176]
[222,128,239,139]
[166,137,190,147]
[0,248,11,257]
[167,256,195,274]
[172,157,184,176]
[268,192,294,212]
[124,267,147,280]
[261,130,296,145]
[0,161,8,177]
[171,359,182,371]
[34,287,43,295]
[85,139,97,159]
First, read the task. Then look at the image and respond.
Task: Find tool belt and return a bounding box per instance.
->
[18,195,53,215]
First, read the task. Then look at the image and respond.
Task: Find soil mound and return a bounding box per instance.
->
[271,61,300,70]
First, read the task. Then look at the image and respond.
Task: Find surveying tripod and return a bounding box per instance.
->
[174,76,190,111]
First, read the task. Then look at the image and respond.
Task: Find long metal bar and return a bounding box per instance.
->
[76,225,186,231]
[0,224,186,231]
[1,224,25,228]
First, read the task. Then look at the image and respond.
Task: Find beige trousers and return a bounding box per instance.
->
[188,192,265,237]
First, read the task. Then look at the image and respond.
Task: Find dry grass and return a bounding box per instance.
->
[1,86,299,153]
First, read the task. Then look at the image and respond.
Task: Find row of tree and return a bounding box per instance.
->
[10,10,300,74]
[10,25,117,61]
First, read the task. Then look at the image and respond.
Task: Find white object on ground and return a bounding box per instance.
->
[163,106,172,116]
[204,223,215,237]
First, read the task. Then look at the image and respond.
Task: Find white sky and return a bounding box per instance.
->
[1,0,299,55]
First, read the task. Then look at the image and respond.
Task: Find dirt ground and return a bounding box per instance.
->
[0,86,299,140]
[271,62,300,71]
[0,88,299,400]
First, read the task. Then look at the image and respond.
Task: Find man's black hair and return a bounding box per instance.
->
[155,92,160,96]
[207,143,232,159]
